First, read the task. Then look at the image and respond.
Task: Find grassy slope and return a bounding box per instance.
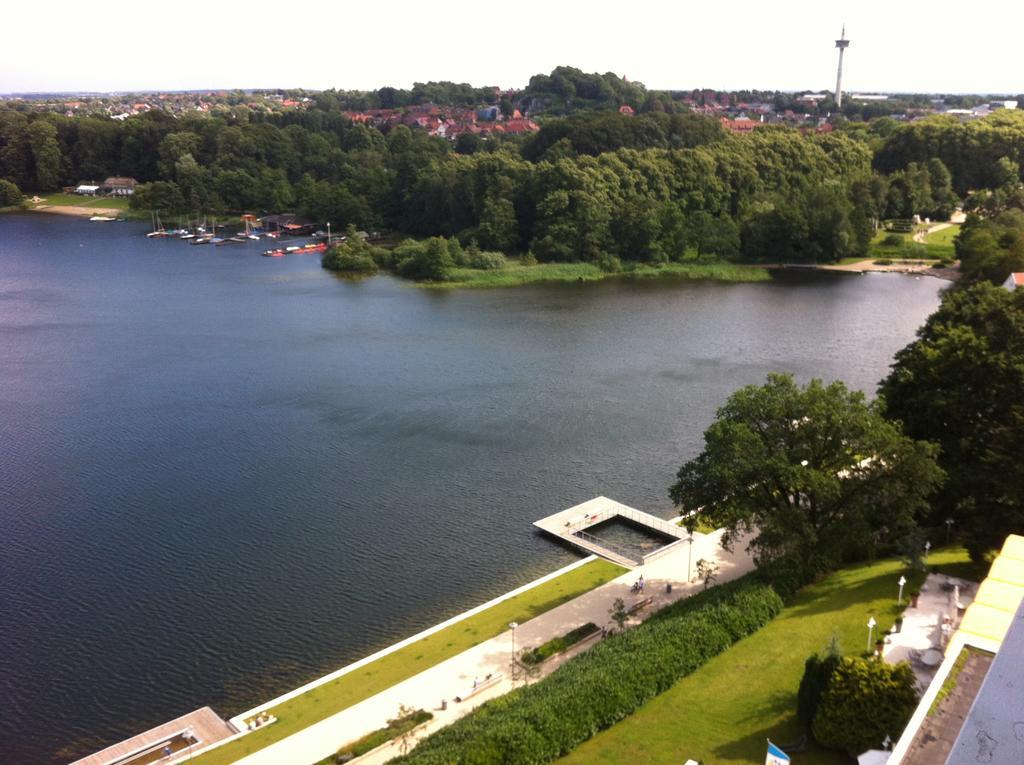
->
[423,259,770,289]
[31,192,132,210]
[865,224,960,262]
[556,548,977,765]
[924,224,961,247]
[193,559,624,765]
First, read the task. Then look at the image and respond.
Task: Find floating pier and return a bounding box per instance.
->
[533,496,690,568]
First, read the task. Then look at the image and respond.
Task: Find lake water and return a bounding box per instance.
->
[0,214,945,763]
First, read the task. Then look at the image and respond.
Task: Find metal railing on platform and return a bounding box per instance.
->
[571,528,641,565]
[569,507,684,538]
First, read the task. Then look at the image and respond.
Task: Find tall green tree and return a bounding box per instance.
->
[27,120,61,190]
[670,374,944,587]
[880,284,1024,560]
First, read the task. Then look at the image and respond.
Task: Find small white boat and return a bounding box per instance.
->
[90,215,116,222]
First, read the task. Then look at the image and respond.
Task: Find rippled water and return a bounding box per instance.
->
[0,214,944,763]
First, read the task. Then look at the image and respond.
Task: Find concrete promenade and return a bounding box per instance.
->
[233,527,755,765]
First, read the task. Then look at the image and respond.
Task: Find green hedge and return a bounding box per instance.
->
[391,581,783,764]
[521,623,599,665]
[321,709,433,763]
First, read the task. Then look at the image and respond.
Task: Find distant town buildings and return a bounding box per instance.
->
[341,103,539,139]
[1,84,1020,139]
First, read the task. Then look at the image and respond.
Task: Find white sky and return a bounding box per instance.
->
[2,0,1021,94]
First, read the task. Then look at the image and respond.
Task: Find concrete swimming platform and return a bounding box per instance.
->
[68,707,237,765]
[533,496,691,568]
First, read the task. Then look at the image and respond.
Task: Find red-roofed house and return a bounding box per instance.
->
[500,118,539,134]
[720,117,758,133]
[619,105,635,116]
[1003,273,1024,291]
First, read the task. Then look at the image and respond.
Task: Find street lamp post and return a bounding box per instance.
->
[898,575,907,606]
[866,616,877,652]
[327,221,332,246]
[686,532,694,582]
[924,540,931,566]
[509,621,518,677]
[184,726,195,762]
[945,518,955,544]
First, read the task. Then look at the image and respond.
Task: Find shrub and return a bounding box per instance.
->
[391,582,783,765]
[370,246,396,269]
[332,708,433,761]
[520,250,538,266]
[448,237,468,266]
[596,253,622,273]
[873,258,894,266]
[797,652,842,726]
[521,623,599,665]
[322,226,382,275]
[322,246,379,275]
[0,179,23,207]
[811,656,918,754]
[468,250,507,270]
[901,242,928,259]
[881,233,904,248]
[396,237,455,281]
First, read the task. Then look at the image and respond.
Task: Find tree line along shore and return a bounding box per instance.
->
[3,67,1024,287]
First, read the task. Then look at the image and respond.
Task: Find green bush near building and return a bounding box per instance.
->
[811,656,918,755]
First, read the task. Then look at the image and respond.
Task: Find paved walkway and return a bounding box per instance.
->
[233,529,756,765]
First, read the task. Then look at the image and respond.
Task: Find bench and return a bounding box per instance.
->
[627,597,654,616]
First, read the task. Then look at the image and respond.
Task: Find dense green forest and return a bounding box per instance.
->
[3,68,1024,280]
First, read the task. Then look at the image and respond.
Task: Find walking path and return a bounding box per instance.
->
[912,221,953,243]
[232,528,755,765]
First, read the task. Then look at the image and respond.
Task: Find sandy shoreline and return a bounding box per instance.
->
[820,259,960,280]
[28,204,124,217]
[765,260,959,281]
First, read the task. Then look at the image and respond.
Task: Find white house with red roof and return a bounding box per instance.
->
[1002,273,1024,291]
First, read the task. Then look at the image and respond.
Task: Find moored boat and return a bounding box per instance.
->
[261,241,328,258]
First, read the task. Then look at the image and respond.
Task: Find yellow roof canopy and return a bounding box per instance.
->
[998,534,1024,563]
[987,555,1024,588]
[958,602,1016,645]
[974,578,1024,614]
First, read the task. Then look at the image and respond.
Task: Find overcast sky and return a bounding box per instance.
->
[3,0,1021,95]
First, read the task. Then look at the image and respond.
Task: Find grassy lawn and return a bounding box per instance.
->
[556,548,975,765]
[424,258,770,289]
[924,224,961,247]
[867,224,959,263]
[193,559,624,765]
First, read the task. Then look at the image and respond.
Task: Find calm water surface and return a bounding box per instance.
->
[0,214,944,762]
